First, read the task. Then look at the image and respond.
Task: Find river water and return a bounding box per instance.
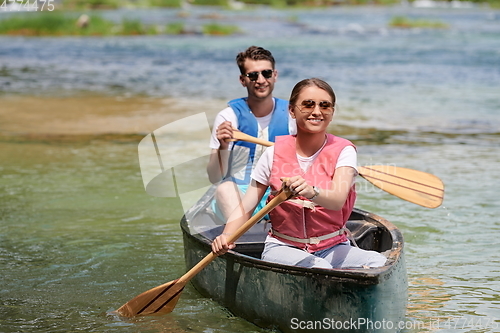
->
[1,5,499,333]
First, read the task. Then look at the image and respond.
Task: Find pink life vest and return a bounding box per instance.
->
[267,134,356,253]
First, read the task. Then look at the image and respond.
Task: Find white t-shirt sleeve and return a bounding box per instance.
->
[209,107,238,149]
[251,146,274,186]
[336,146,358,174]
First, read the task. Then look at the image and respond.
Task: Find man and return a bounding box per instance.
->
[207,46,296,221]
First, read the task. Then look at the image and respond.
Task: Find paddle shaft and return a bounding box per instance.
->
[178,188,292,284]
[116,186,293,317]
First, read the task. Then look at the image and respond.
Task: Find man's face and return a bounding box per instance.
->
[239,59,278,100]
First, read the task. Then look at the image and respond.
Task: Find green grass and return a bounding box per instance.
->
[0,12,114,36]
[0,12,243,36]
[61,0,120,9]
[165,22,185,34]
[389,16,449,29]
[202,22,240,35]
[49,0,500,8]
[148,0,182,7]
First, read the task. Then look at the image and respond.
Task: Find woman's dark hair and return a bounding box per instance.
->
[289,78,336,106]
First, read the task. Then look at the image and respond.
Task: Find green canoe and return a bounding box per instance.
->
[181,186,407,333]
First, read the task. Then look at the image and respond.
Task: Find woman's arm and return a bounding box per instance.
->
[211,180,268,255]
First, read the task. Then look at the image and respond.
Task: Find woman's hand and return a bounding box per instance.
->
[281,176,315,199]
[211,233,236,256]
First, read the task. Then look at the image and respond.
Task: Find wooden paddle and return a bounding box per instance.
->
[229,129,444,209]
[116,185,294,317]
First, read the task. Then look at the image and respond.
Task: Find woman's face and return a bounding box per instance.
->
[289,86,334,134]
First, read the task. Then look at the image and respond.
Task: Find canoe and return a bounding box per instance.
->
[181,186,407,333]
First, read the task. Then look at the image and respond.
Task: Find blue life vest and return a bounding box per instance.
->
[227,97,290,185]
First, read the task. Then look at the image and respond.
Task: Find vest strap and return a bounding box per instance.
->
[287,198,317,210]
[270,228,346,245]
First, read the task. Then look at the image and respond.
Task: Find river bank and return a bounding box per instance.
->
[0,95,223,136]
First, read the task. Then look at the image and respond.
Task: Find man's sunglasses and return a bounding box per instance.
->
[295,100,334,114]
[244,69,274,82]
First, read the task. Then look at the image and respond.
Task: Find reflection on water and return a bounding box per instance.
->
[1,5,500,333]
[407,276,450,318]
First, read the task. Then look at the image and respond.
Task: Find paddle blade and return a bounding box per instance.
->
[116,279,186,317]
[358,165,444,208]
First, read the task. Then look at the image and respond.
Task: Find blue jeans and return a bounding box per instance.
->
[261,240,387,269]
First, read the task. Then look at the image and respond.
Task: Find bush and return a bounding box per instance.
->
[389,16,448,29]
[0,12,116,36]
[148,0,183,7]
[202,22,240,35]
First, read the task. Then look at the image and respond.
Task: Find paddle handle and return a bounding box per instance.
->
[228,129,274,147]
[178,188,292,284]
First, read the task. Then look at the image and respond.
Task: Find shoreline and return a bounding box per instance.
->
[0,94,225,137]
[2,95,495,148]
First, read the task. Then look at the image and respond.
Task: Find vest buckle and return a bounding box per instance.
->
[309,237,320,245]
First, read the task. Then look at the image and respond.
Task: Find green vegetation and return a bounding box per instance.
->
[22,0,495,9]
[61,0,120,9]
[57,0,405,8]
[202,22,240,35]
[0,12,114,36]
[6,0,497,10]
[148,0,183,7]
[60,0,183,8]
[164,22,185,34]
[0,12,241,36]
[389,16,449,29]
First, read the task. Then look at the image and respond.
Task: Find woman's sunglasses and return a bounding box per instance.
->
[244,69,274,82]
[295,100,334,115]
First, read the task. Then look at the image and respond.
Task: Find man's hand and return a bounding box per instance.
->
[216,121,234,150]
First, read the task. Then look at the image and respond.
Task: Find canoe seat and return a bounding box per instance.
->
[345,219,379,250]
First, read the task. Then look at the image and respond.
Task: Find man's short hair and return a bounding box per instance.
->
[236,46,276,74]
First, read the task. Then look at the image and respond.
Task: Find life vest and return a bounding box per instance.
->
[227,97,289,185]
[267,134,356,253]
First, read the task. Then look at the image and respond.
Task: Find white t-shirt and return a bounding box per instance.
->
[251,145,357,186]
[209,98,297,151]
[209,99,297,181]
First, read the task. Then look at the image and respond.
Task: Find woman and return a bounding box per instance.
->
[211,78,386,269]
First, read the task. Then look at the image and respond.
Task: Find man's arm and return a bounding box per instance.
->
[206,121,234,184]
[207,148,230,184]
